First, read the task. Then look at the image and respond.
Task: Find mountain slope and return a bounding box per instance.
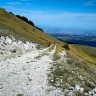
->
[0,8,62,45]
[69,44,96,67]
[0,7,96,70]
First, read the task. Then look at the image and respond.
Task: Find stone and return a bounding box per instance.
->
[11,49,16,53]
[28,78,32,81]
[93,88,96,92]
[80,87,84,93]
[0,84,3,89]
[75,84,80,91]
[50,79,54,82]
[69,87,74,90]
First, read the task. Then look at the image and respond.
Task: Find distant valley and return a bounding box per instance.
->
[41,27,96,47]
[50,34,96,47]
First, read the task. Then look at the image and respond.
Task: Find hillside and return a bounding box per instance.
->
[69,44,96,68]
[0,8,62,45]
[0,8,96,96]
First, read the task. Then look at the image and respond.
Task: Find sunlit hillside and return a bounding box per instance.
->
[0,8,62,45]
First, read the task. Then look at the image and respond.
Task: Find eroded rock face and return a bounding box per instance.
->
[0,36,37,61]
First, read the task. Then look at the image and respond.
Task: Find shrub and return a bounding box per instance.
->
[67,59,73,64]
[16,15,35,27]
[36,44,41,50]
[62,44,70,50]
[28,20,35,26]
[9,12,14,15]
[17,94,23,96]
[35,27,44,32]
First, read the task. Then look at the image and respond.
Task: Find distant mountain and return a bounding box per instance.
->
[50,33,96,47]
[40,26,96,36]
[39,26,96,47]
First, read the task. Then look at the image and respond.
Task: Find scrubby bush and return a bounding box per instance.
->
[28,20,35,26]
[17,94,23,96]
[16,15,44,32]
[35,27,44,32]
[36,44,41,50]
[16,14,45,33]
[9,12,14,15]
[16,15,35,27]
[62,43,70,50]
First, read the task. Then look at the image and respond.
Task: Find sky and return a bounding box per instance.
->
[0,0,96,30]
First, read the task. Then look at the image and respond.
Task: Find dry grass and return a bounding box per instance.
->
[49,52,96,93]
[48,44,55,51]
[55,44,66,53]
[69,44,96,69]
[48,44,96,95]
[0,8,62,45]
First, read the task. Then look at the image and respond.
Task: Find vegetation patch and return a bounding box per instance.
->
[52,53,61,61]
[67,59,74,64]
[35,55,42,59]
[17,94,23,96]
[48,52,96,95]
[36,44,41,50]
[62,43,70,50]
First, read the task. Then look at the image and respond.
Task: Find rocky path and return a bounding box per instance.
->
[0,44,64,96]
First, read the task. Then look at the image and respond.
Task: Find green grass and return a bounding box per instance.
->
[67,59,74,64]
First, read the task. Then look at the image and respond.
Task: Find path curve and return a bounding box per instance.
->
[0,45,64,96]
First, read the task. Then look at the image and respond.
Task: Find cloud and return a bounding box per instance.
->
[22,11,96,27]
[8,1,32,6]
[20,0,29,1]
[3,6,96,19]
[27,12,96,21]
[61,12,96,17]
[8,2,22,5]
[2,6,96,28]
[84,0,95,6]
[3,6,96,18]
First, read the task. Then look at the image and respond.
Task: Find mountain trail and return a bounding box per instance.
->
[0,44,64,96]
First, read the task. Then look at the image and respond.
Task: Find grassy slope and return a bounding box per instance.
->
[0,8,62,45]
[69,44,96,68]
[54,43,96,70]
